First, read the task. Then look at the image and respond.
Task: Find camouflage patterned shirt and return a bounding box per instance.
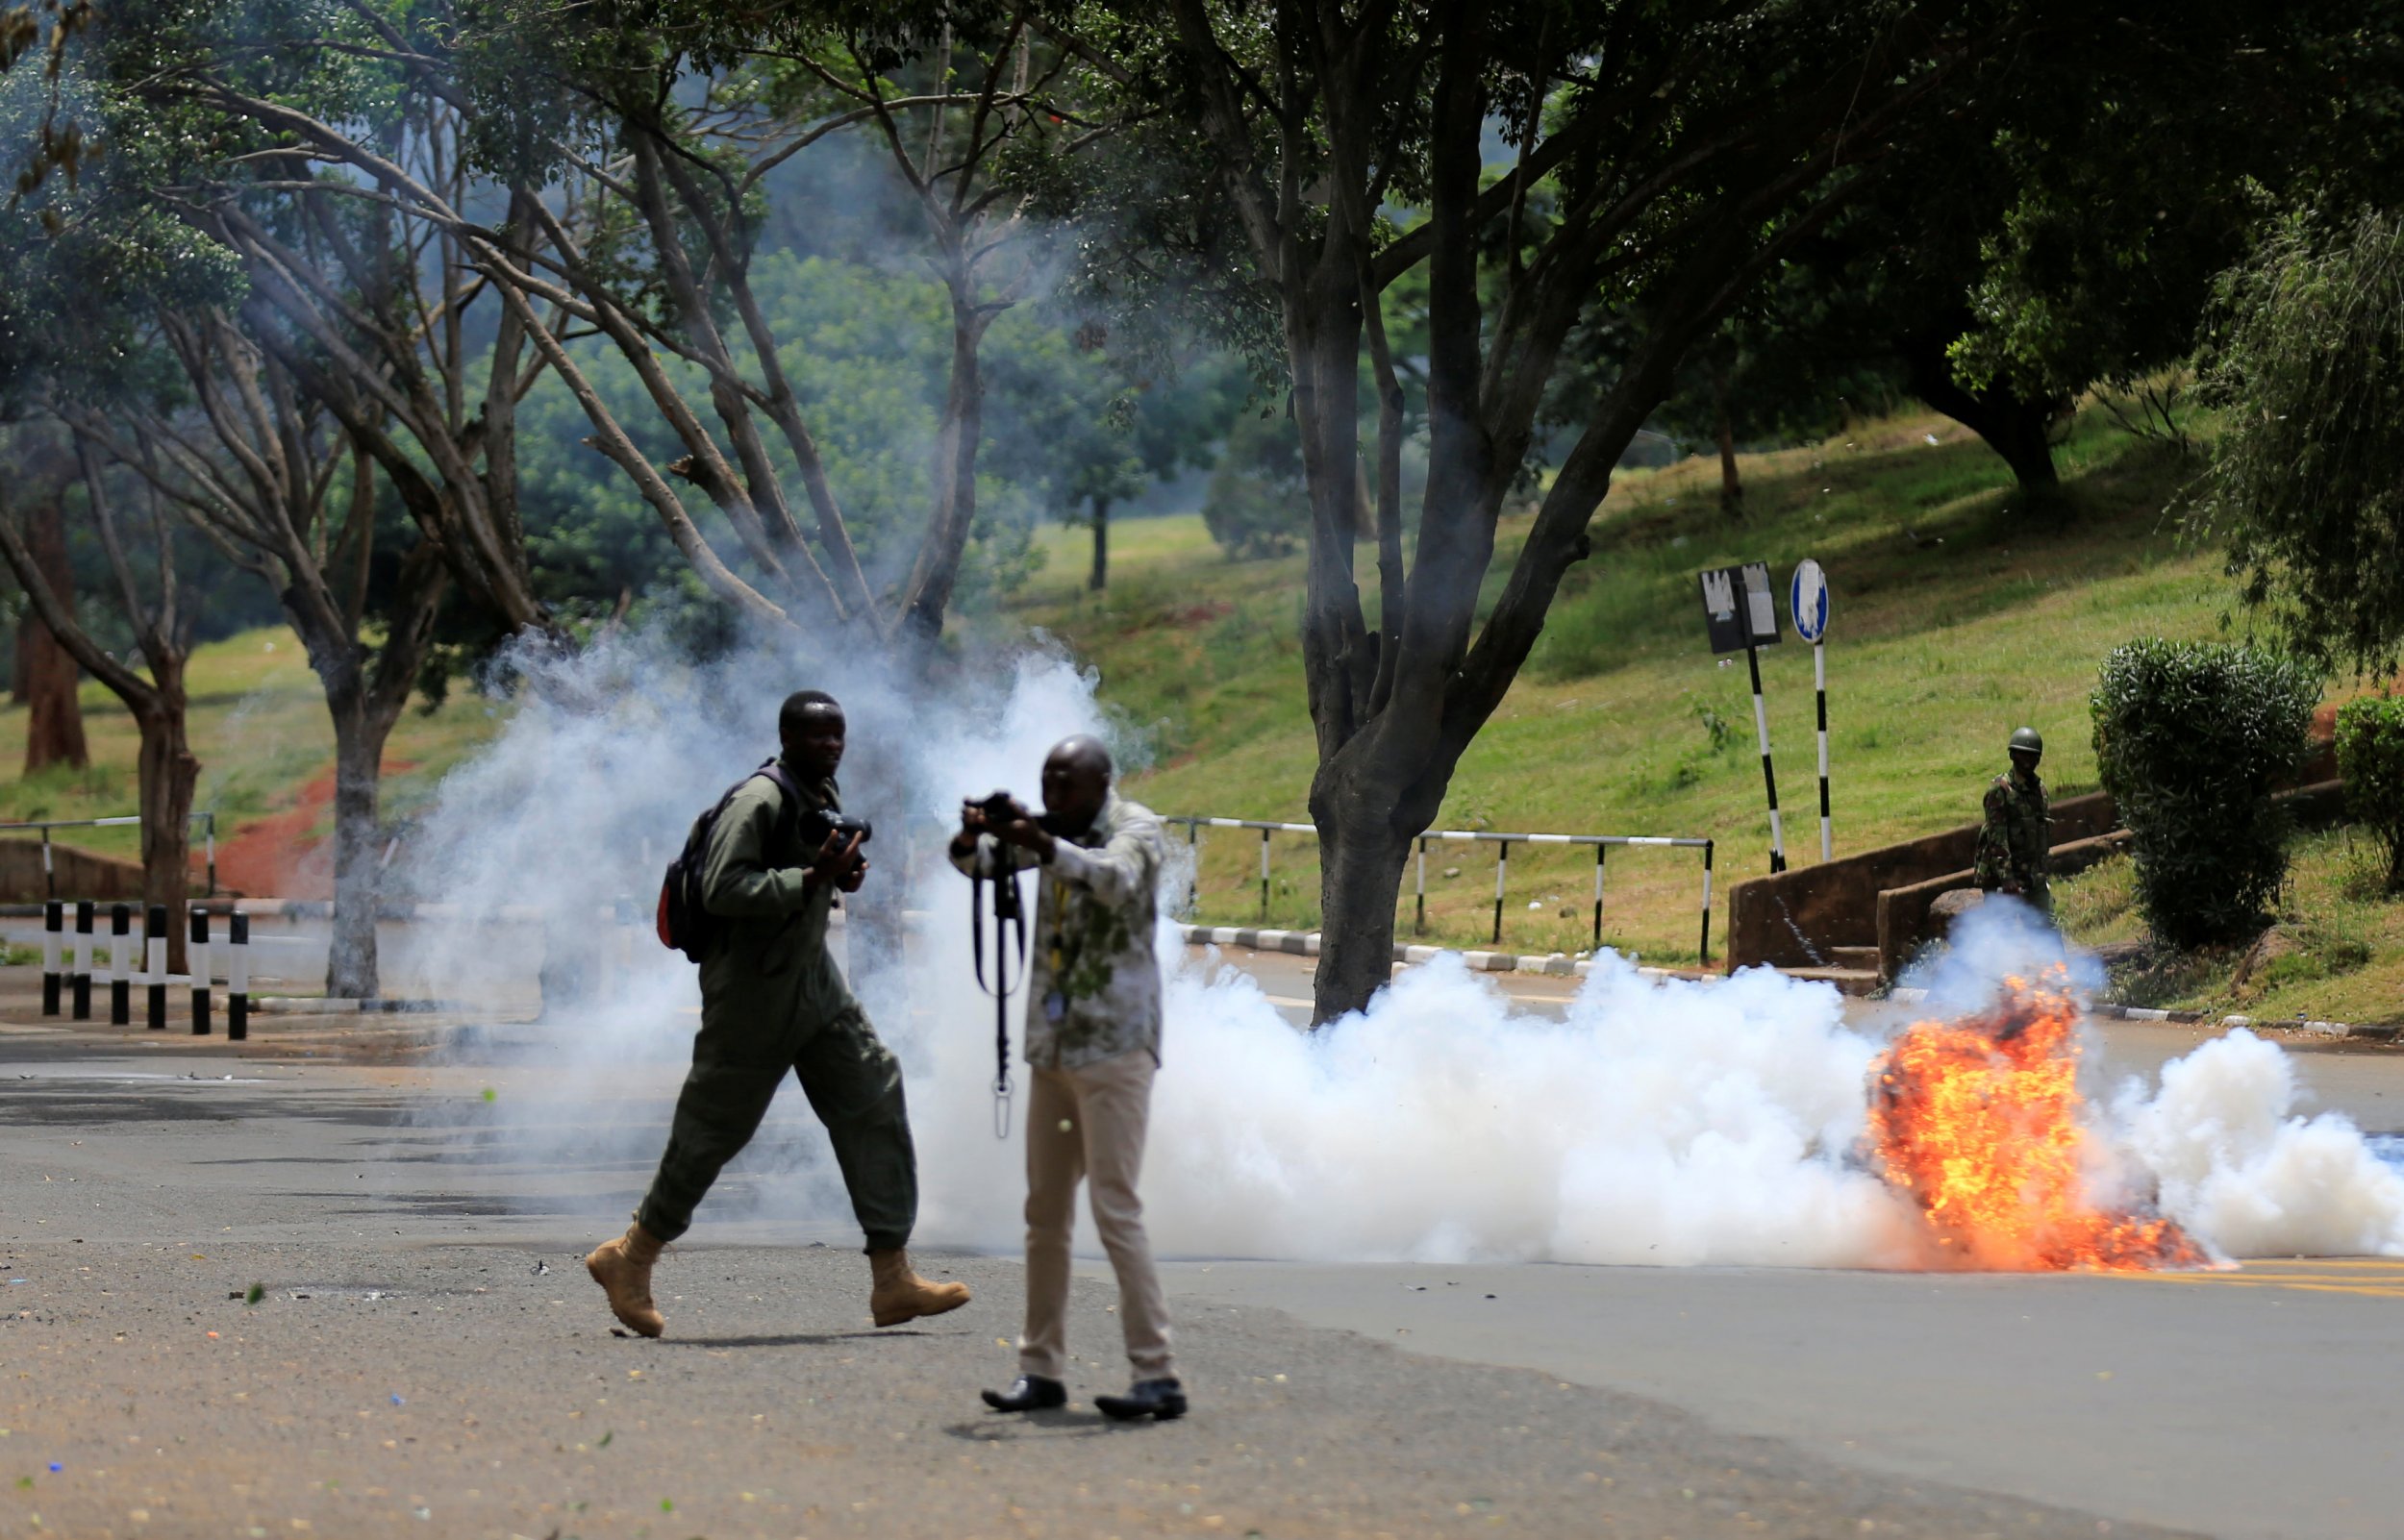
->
[954,792,1166,1071]
[1974,764,2052,910]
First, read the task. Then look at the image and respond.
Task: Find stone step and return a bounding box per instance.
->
[1826,946,1881,971]
[1778,966,1881,998]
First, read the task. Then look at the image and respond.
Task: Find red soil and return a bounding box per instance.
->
[213,759,415,901]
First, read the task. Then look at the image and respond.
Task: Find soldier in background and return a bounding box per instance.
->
[1975,726,2053,915]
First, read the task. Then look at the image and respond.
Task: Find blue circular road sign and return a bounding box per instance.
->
[1790,559,1831,643]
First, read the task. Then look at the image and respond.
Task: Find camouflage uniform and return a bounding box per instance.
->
[952,792,1174,1383]
[1974,763,2052,914]
[636,764,919,1251]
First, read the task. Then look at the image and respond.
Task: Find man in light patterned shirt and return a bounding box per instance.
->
[950,735,1183,1422]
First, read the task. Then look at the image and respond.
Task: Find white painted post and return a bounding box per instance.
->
[227,913,250,1041]
[1815,640,1831,862]
[110,903,132,1027]
[40,900,62,1016]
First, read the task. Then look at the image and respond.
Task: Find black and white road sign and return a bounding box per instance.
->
[1698,561,1781,655]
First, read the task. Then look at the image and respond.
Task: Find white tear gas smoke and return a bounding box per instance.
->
[407,628,2404,1265]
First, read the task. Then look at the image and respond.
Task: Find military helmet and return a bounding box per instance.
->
[2008,726,2044,756]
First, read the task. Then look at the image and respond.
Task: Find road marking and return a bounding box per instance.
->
[2114,1258,2404,1299]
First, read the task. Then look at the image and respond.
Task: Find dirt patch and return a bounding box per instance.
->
[1166,599,1234,628]
[214,759,415,900]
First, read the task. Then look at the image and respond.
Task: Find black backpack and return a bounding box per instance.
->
[656,758,802,962]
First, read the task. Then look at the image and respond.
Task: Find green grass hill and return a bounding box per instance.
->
[1011,404,2392,1023]
[3,400,2392,1022]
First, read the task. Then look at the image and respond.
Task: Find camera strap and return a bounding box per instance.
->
[968,837,1027,1140]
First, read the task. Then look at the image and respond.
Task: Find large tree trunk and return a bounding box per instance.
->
[325,700,390,1001]
[1089,495,1110,590]
[21,497,87,775]
[1896,323,2064,491]
[1714,378,1744,516]
[1306,796,1415,1024]
[132,678,197,977]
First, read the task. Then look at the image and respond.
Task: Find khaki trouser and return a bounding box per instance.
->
[1019,1049,1174,1382]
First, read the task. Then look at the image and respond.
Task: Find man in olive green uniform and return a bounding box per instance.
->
[1974,725,2053,915]
[587,690,969,1338]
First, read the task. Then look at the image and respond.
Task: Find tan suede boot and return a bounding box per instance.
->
[867,1248,971,1327]
[585,1222,666,1338]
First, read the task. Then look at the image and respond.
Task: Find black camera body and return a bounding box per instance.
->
[975,789,1027,828]
[797,807,873,850]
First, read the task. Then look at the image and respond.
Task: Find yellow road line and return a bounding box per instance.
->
[2143,1276,2404,1298]
[2104,1257,2404,1297]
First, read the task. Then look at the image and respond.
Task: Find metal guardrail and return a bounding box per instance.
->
[1164,816,1715,963]
[0,811,219,899]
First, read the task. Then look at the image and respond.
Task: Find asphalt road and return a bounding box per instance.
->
[5,956,2402,1540]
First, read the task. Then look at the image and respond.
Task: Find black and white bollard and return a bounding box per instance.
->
[226,912,249,1042]
[1591,844,1608,949]
[1490,839,1512,946]
[1257,827,1272,923]
[1415,836,1429,937]
[189,908,212,1036]
[145,905,167,1031]
[70,900,92,1021]
[40,900,62,1016]
[1699,840,1716,964]
[111,904,132,1027]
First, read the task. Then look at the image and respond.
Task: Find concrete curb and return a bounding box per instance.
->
[1886,986,2399,1041]
[249,996,461,1016]
[1178,924,1714,983]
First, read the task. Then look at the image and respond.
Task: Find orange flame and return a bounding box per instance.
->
[1867,971,2205,1271]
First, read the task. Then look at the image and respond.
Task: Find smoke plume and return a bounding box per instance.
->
[408,629,2404,1267]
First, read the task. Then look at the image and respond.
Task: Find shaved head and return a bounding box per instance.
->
[1040,735,1114,833]
[1047,735,1113,779]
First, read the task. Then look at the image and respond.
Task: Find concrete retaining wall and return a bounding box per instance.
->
[1725,790,2119,970]
[1869,778,2350,981]
[0,838,150,904]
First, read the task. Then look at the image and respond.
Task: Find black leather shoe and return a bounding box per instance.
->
[981,1375,1066,1413]
[1094,1377,1188,1421]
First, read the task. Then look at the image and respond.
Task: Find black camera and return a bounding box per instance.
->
[797,807,873,850]
[974,789,1027,828]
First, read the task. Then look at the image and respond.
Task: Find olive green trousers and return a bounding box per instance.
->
[636,1004,918,1251]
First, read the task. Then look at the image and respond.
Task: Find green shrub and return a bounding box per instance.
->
[2335,691,2404,894]
[1201,413,1307,559]
[2091,639,2320,947]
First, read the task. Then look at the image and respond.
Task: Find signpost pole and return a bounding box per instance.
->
[1700,559,1789,875]
[1745,642,1787,874]
[1788,559,1834,863]
[1814,640,1831,861]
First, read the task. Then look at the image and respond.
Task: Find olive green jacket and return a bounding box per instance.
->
[1974,764,2052,907]
[697,761,858,1032]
